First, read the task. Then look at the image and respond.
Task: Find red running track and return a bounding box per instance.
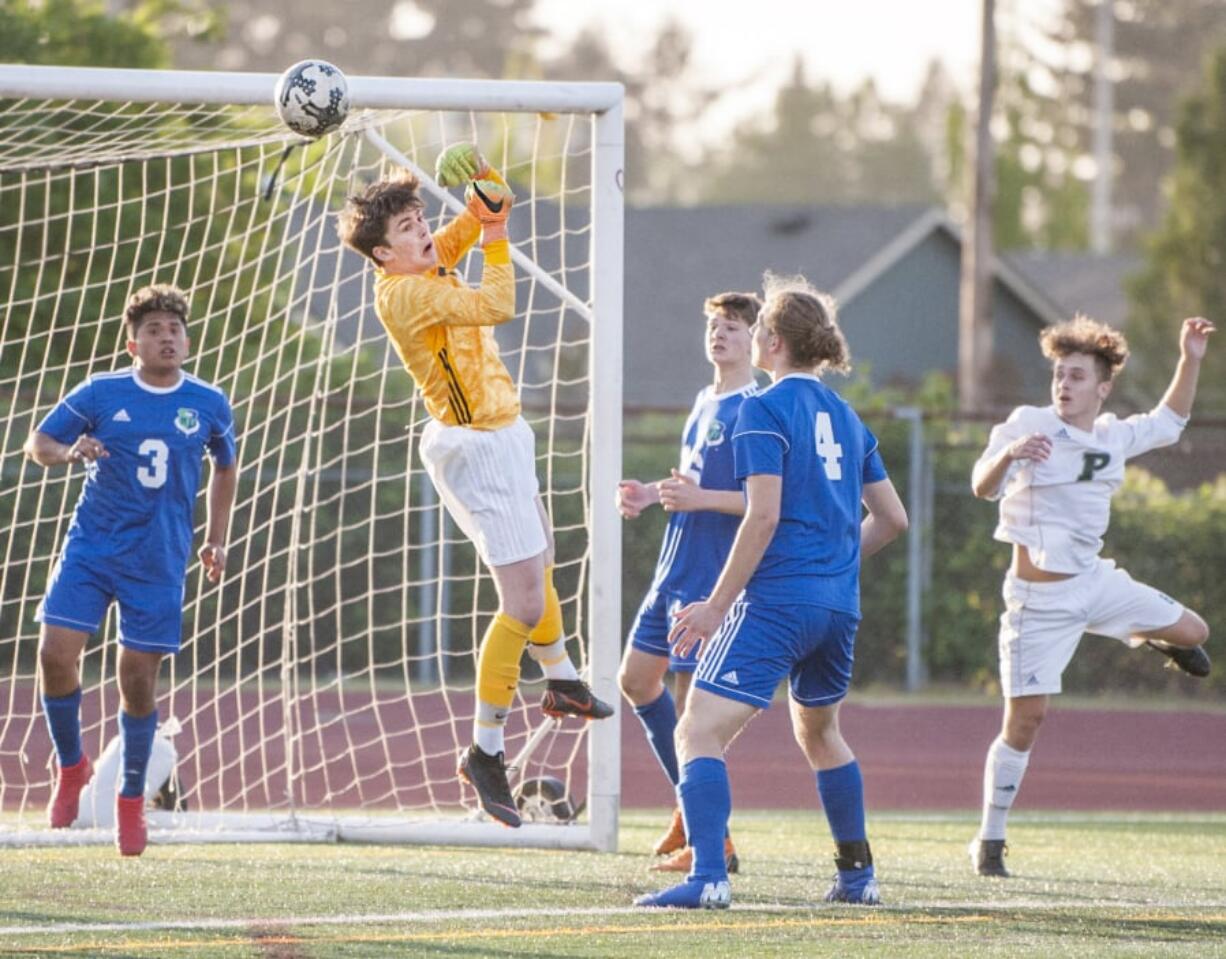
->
[3,681,1222,812]
[622,701,1226,811]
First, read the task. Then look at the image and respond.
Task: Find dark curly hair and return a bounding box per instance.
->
[1039,314,1129,381]
[336,174,425,263]
[125,284,189,333]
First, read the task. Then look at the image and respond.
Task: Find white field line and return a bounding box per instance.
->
[2,901,1223,938]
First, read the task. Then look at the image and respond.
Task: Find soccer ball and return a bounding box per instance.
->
[274,59,350,138]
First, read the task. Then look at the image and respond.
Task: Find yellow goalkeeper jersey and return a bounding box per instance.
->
[374,211,519,430]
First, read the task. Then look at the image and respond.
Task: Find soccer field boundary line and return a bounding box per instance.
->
[3,902,1224,939]
[866,811,1226,825]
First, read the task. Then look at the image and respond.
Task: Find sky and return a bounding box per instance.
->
[532,0,1061,137]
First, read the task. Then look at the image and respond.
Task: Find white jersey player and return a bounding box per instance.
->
[968,314,1215,878]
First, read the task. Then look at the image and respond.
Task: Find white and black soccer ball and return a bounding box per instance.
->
[274,59,350,137]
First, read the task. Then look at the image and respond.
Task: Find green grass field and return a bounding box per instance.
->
[1,811,1224,957]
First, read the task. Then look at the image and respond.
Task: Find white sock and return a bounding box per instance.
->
[473,701,507,756]
[528,638,579,681]
[979,735,1030,841]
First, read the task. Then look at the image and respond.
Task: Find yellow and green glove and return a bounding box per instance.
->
[435,142,488,187]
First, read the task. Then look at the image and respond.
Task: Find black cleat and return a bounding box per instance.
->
[1146,640,1211,678]
[969,838,1010,878]
[541,679,615,721]
[458,745,521,828]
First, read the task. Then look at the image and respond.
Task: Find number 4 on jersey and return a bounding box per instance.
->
[815,412,843,480]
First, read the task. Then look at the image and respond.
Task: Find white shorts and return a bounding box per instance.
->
[419,416,547,567]
[998,558,1183,698]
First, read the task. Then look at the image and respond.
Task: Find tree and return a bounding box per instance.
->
[1126,47,1226,412]
[171,0,541,79]
[1038,0,1226,247]
[695,57,939,206]
[0,0,199,67]
[542,19,720,204]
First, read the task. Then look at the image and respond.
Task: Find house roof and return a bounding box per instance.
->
[1004,250,1142,328]
[623,204,1066,407]
[303,199,1118,410]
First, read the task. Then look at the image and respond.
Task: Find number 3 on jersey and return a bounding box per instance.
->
[137,438,169,489]
[814,412,843,480]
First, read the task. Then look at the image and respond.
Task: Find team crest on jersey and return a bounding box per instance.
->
[175,408,200,436]
[705,419,726,447]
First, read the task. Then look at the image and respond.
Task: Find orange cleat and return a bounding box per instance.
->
[649,836,739,874]
[47,755,92,829]
[652,807,686,857]
[115,794,148,857]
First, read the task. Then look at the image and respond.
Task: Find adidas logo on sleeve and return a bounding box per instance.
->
[112,409,131,422]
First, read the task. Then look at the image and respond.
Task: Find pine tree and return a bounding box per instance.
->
[1126,48,1226,411]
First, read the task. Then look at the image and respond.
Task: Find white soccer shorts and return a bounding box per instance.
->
[997,558,1184,697]
[419,416,547,567]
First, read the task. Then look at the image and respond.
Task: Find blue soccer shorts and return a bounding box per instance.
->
[628,588,701,673]
[694,600,860,708]
[36,548,186,653]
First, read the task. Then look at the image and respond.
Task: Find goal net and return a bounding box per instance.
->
[0,65,623,850]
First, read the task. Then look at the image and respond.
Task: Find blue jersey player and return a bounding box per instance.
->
[617,291,760,874]
[23,284,238,857]
[635,274,908,910]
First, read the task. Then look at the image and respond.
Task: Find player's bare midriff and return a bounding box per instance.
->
[1011,544,1075,583]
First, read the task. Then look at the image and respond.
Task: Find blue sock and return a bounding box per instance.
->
[633,686,680,786]
[817,760,867,841]
[42,688,83,767]
[678,757,731,883]
[817,760,873,887]
[119,710,158,799]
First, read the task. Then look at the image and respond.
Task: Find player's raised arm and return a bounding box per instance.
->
[1159,317,1215,419]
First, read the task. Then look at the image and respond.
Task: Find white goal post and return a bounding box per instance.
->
[0,65,623,851]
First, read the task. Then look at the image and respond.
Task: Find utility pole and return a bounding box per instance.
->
[1091,0,1116,253]
[959,0,997,412]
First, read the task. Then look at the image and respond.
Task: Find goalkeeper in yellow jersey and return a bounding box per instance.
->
[338,144,612,828]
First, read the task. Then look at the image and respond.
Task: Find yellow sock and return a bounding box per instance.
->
[474,613,531,755]
[477,612,531,709]
[527,567,578,681]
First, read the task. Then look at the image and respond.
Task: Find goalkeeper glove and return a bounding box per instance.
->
[465,178,514,225]
[435,142,488,187]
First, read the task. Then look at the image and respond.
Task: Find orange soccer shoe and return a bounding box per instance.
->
[115,794,148,857]
[47,755,93,829]
[652,807,686,857]
[649,837,740,874]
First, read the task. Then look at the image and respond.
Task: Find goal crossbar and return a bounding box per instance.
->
[0,64,624,114]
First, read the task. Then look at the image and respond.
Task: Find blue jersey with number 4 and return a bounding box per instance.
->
[732,373,886,613]
[36,369,237,584]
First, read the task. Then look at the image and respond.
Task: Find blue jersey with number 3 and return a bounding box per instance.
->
[732,373,886,613]
[36,369,237,584]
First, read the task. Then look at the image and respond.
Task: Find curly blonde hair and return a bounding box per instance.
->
[124,284,189,333]
[1039,314,1129,381]
[759,272,850,374]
